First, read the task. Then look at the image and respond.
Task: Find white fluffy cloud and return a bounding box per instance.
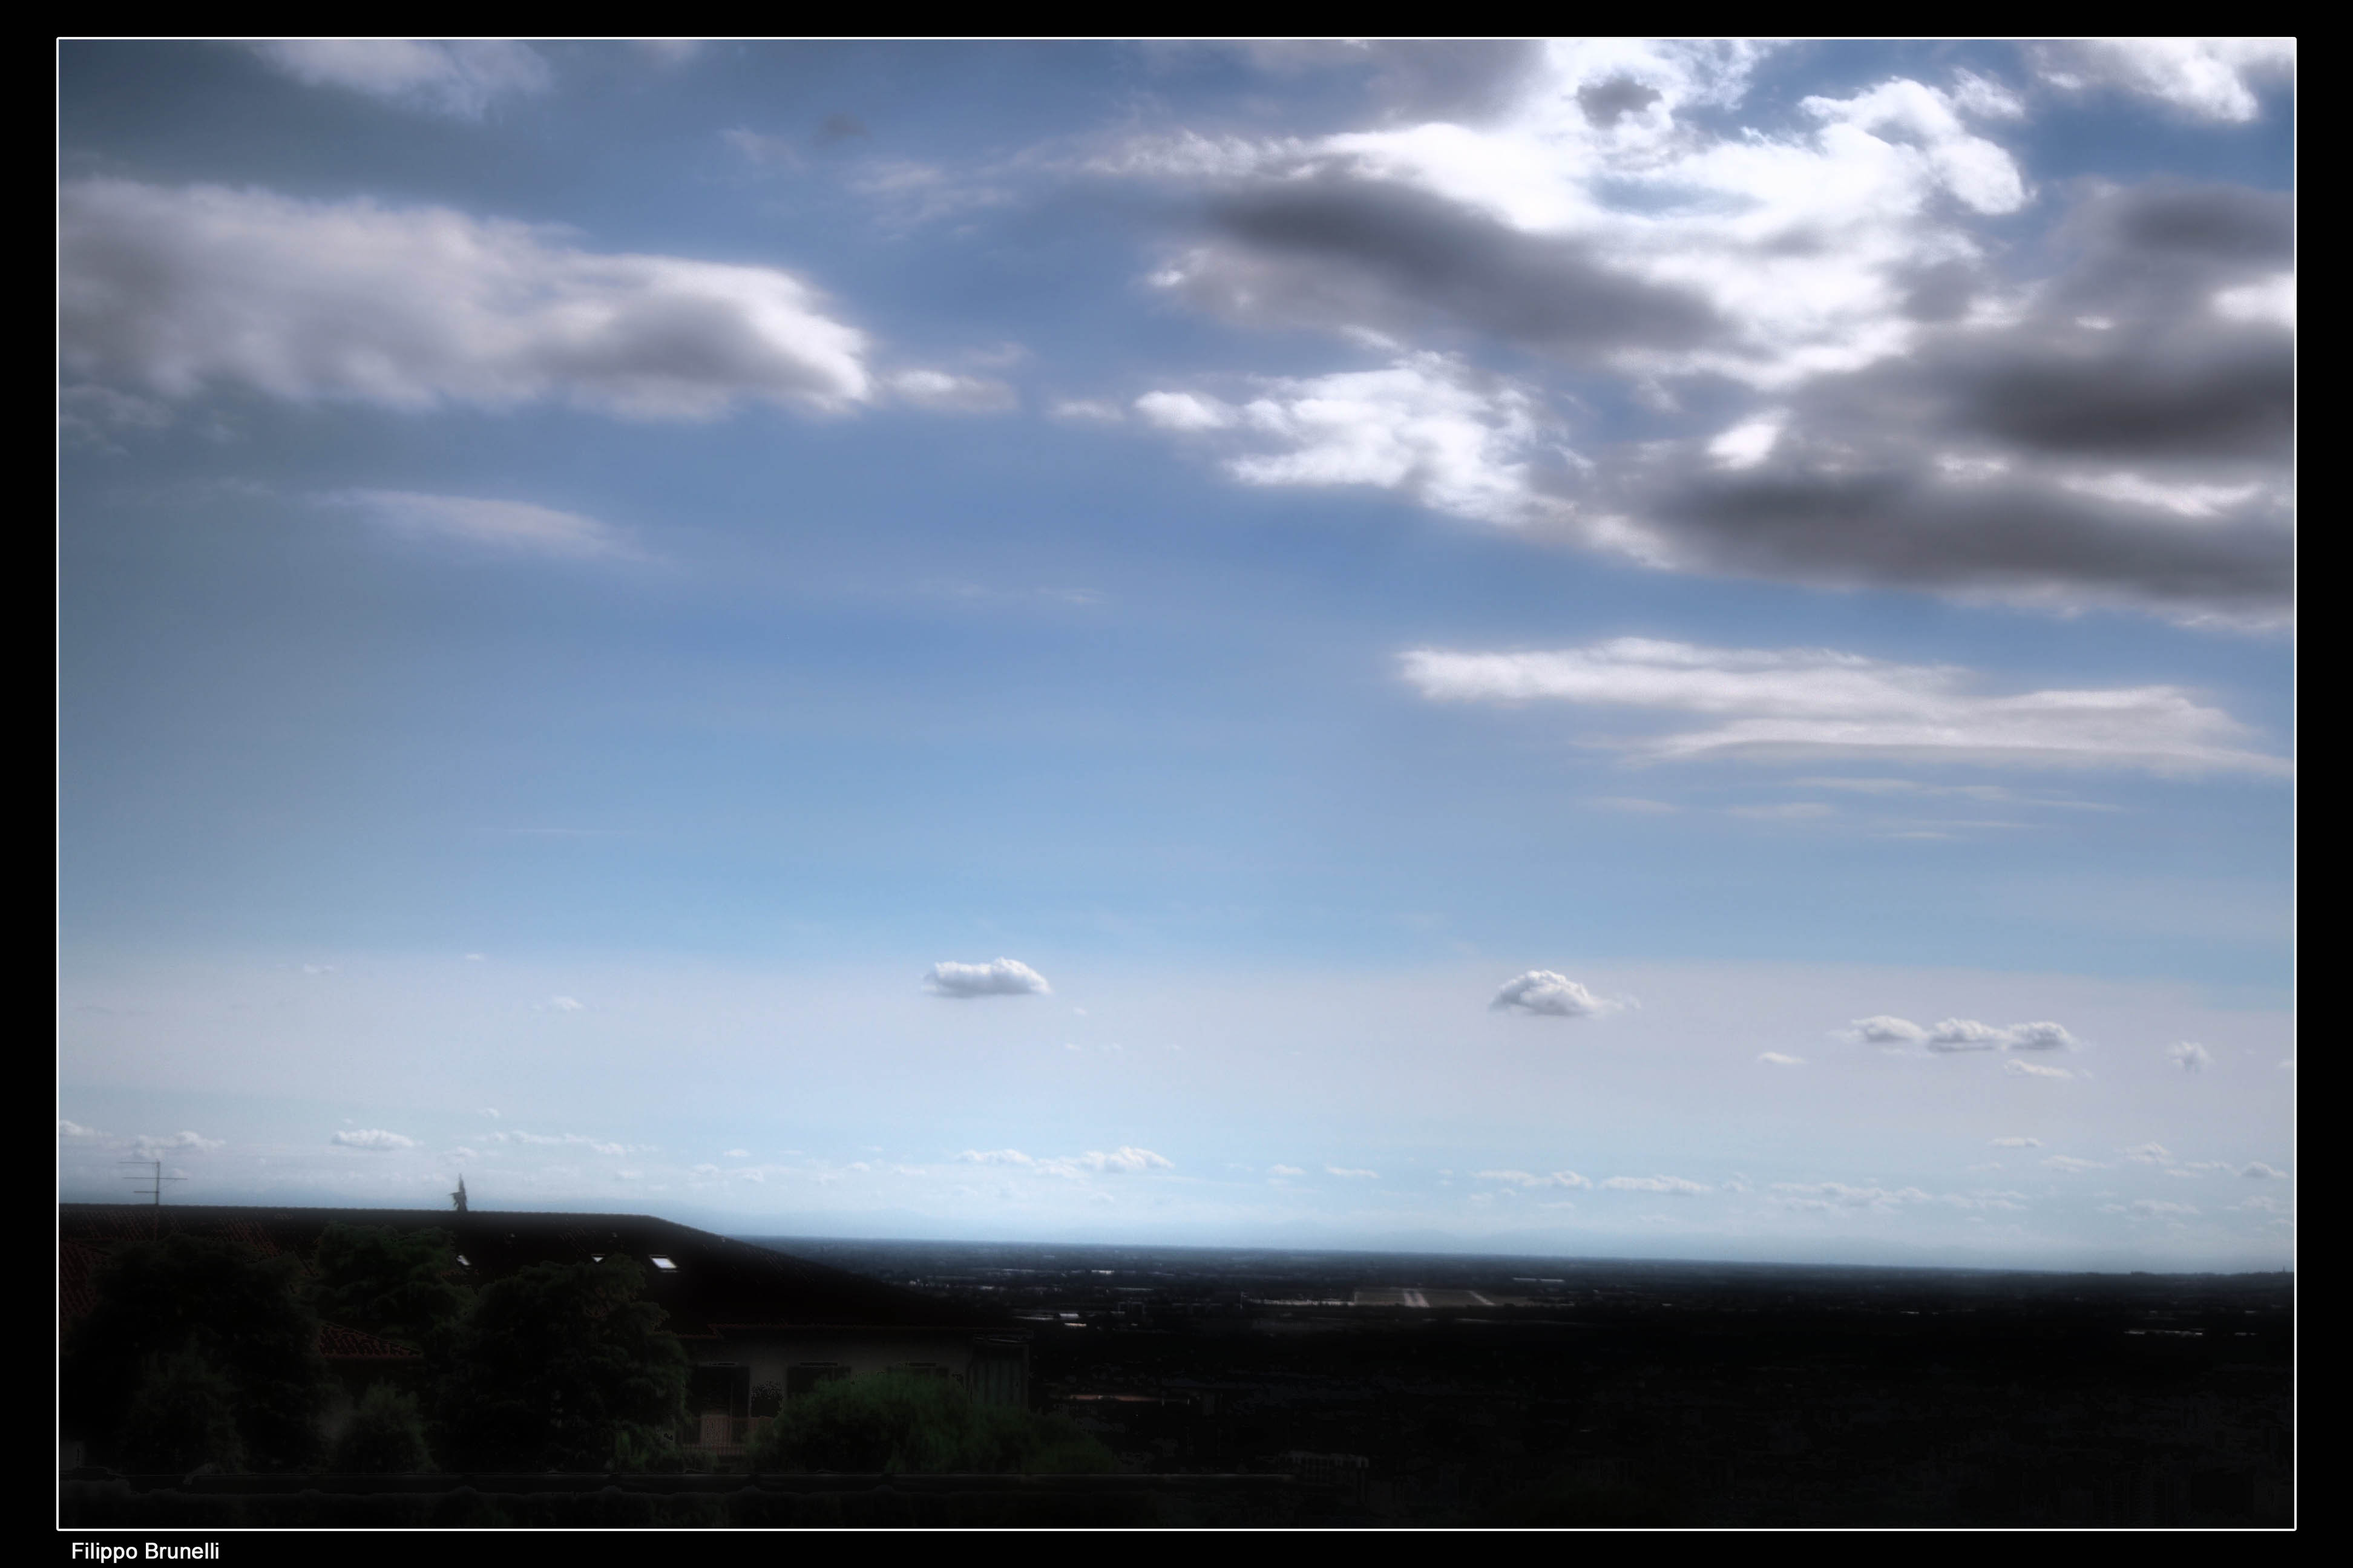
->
[2168,1040,2216,1072]
[1135,354,1567,526]
[1490,970,1615,1017]
[956,1144,1170,1176]
[1849,1015,1928,1045]
[2033,39,2294,122]
[1402,639,2286,775]
[1325,1166,1380,1179]
[254,41,554,120]
[1990,1137,2043,1147]
[924,958,1052,998]
[1757,1051,1806,1067]
[60,180,874,421]
[330,1128,418,1151]
[128,1130,225,1157]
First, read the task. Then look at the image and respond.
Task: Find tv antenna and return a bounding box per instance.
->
[120,1160,186,1240]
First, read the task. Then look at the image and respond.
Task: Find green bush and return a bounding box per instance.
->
[113,1350,248,1474]
[749,1371,1117,1475]
[328,1383,435,1472]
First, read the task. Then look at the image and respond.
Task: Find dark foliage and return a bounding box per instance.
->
[434,1258,688,1471]
[312,1224,473,1355]
[749,1371,1117,1474]
[328,1383,435,1473]
[64,1235,327,1471]
[111,1350,248,1474]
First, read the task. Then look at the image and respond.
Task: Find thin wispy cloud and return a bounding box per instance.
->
[1402,640,2287,775]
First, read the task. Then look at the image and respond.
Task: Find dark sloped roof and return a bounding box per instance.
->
[57,1204,1004,1338]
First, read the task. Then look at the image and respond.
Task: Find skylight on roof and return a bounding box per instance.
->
[651,1255,677,1271]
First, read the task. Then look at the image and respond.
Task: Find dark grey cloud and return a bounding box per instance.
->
[1577,76,1662,128]
[1187,174,1721,361]
[1596,180,2294,618]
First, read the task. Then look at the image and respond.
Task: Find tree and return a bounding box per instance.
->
[62,1235,327,1471]
[311,1224,473,1356]
[328,1383,435,1473]
[750,1371,1117,1474]
[111,1350,247,1474]
[435,1258,688,1471]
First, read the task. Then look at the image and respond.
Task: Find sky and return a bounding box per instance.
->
[57,39,2294,1270]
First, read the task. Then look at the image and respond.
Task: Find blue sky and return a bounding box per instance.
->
[59,40,2293,1267]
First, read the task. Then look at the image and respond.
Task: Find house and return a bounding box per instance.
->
[57,1204,1028,1459]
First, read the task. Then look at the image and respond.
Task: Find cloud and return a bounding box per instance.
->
[1474,1169,1592,1189]
[254,41,554,120]
[1326,1166,1380,1179]
[2043,1155,2104,1172]
[1403,638,2286,775]
[1489,970,1616,1018]
[2032,39,2294,122]
[60,180,873,421]
[2167,1040,2215,1072]
[957,1149,1036,1166]
[1848,1015,1928,1045]
[1268,1164,1305,1176]
[2239,1162,2288,1180]
[1772,1181,1932,1212]
[327,491,638,562]
[543,996,586,1012]
[1100,46,2293,621]
[58,1119,102,1140]
[888,369,1019,412]
[2006,1059,2075,1080]
[1136,353,1570,526]
[1601,1175,1711,1195]
[1990,1137,2043,1147]
[1076,1147,1174,1174]
[2127,1199,2200,1218]
[330,1129,418,1151]
[1756,1052,1805,1067]
[126,1130,224,1157]
[2122,1143,2174,1164]
[924,959,1052,999]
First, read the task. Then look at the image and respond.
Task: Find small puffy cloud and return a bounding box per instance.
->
[2128,1199,2200,1218]
[61,180,873,422]
[329,491,637,563]
[58,1119,102,1140]
[2003,1022,2078,1053]
[2122,1143,2174,1164]
[2006,1059,2075,1080]
[1990,1137,2043,1147]
[2239,1162,2289,1180]
[1077,1147,1174,1174]
[888,369,1019,412]
[543,996,586,1012]
[958,1149,1036,1166]
[2167,1041,2215,1072]
[1268,1164,1305,1176]
[1402,640,2286,776]
[129,1130,224,1156]
[1490,970,1615,1018]
[1928,1019,2007,1052]
[1849,1015,1928,1045]
[254,40,553,120]
[1757,1052,1805,1067]
[1474,1169,1592,1189]
[2032,39,2294,123]
[1326,1166,1380,1179]
[2043,1155,2104,1173]
[925,959,1052,999]
[1772,1181,1928,1212]
[1601,1175,1710,1195]
[330,1129,418,1152]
